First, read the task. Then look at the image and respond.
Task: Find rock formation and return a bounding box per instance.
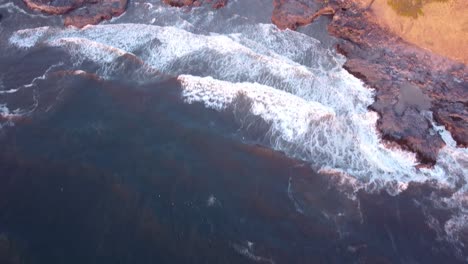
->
[272,0,334,30]
[23,0,128,27]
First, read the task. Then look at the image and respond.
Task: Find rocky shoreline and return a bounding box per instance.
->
[270,0,467,165]
[318,0,467,165]
[21,0,467,165]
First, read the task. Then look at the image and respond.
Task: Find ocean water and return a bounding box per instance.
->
[0,0,467,263]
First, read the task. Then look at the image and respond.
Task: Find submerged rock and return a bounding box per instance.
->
[23,0,128,27]
[271,0,467,165]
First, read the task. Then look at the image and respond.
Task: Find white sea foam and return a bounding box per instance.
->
[9,26,51,48]
[0,88,20,94]
[50,38,127,64]
[179,75,334,140]
[9,25,319,94]
[232,242,275,264]
[26,62,65,87]
[0,104,18,118]
[0,104,21,129]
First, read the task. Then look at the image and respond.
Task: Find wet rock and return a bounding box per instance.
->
[163,0,228,9]
[271,0,468,165]
[433,103,468,147]
[341,56,447,164]
[23,0,128,27]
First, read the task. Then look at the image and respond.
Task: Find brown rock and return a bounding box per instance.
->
[23,0,128,27]
[270,0,468,165]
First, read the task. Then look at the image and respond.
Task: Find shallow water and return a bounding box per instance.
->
[0,0,467,263]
